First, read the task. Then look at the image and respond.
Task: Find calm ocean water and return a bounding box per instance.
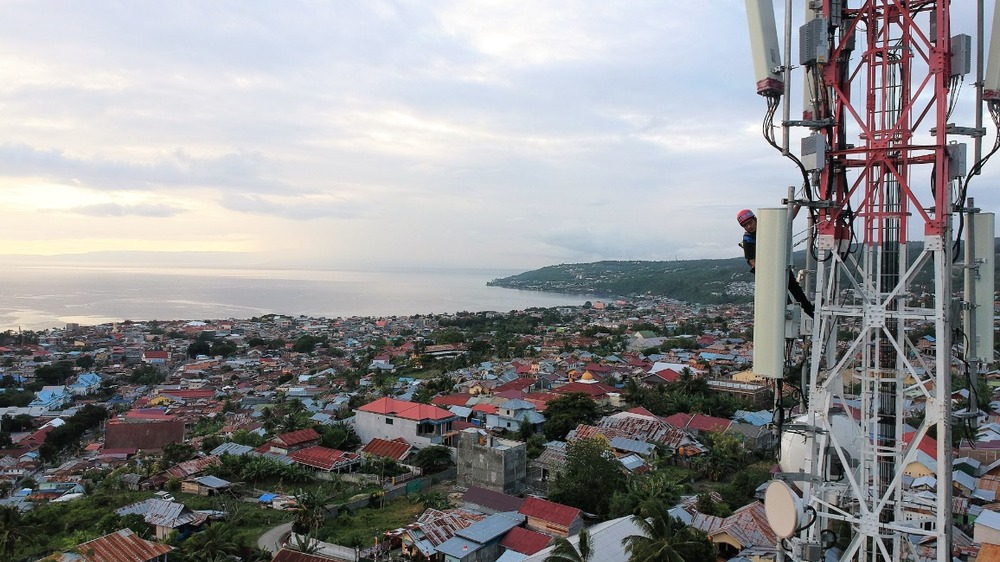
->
[0,265,598,331]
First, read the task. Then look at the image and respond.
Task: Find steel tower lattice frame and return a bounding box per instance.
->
[799,1,954,561]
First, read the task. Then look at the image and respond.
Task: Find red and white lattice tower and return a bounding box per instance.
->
[747,2,996,561]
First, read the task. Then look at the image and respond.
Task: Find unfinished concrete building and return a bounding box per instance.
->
[456,428,526,495]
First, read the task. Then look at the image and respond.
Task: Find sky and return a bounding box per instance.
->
[0,1,995,271]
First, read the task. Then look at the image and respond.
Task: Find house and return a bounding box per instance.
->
[58,528,173,562]
[664,412,733,436]
[401,508,488,560]
[29,386,71,410]
[359,437,412,462]
[975,509,1000,545]
[434,512,525,562]
[499,526,552,556]
[462,486,525,515]
[181,475,233,496]
[104,420,185,452]
[521,515,644,561]
[289,446,362,473]
[691,501,778,560]
[518,497,583,538]
[69,373,103,396]
[485,398,545,433]
[141,350,170,366]
[264,428,321,455]
[355,397,457,448]
[115,498,209,540]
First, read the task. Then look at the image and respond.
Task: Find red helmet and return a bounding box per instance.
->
[737,209,755,226]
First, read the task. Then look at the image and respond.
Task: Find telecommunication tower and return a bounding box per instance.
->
[745,2,998,561]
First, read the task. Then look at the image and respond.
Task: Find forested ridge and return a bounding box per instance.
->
[489,238,1000,304]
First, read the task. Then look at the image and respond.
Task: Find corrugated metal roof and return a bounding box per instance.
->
[360,437,412,461]
[275,428,321,447]
[520,516,644,562]
[519,497,579,528]
[609,436,655,456]
[463,486,525,513]
[414,508,485,546]
[116,498,205,528]
[456,512,524,543]
[210,442,254,456]
[499,526,551,555]
[193,475,231,488]
[72,528,173,562]
[435,535,482,558]
[289,446,360,471]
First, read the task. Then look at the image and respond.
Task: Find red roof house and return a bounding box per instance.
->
[104,420,185,452]
[500,526,552,555]
[265,428,321,454]
[355,397,457,448]
[360,437,412,461]
[518,497,583,538]
[289,446,361,472]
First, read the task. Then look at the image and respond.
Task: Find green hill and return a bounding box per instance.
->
[488,258,755,304]
[489,238,1000,305]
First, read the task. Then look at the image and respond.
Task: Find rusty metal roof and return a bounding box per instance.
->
[413,508,486,547]
[72,528,173,562]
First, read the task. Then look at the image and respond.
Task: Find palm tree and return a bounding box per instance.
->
[291,488,331,534]
[290,533,320,554]
[622,500,715,562]
[184,524,239,562]
[183,522,239,562]
[0,505,30,560]
[544,529,592,562]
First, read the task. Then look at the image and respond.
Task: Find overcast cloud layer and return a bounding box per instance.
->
[0,1,994,270]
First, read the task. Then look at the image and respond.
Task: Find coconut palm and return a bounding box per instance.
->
[291,488,332,534]
[622,500,714,562]
[0,505,31,560]
[544,529,592,562]
[183,522,239,562]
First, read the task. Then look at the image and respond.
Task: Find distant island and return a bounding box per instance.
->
[488,258,755,304]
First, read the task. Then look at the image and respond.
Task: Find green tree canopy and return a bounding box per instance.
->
[317,423,360,451]
[34,361,74,386]
[622,499,715,562]
[548,437,627,518]
[542,393,601,441]
[410,445,453,473]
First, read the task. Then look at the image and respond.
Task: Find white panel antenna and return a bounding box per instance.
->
[752,208,790,379]
[746,0,784,96]
[985,1,1000,100]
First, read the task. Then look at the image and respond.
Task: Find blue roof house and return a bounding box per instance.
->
[30,386,71,410]
[69,373,102,396]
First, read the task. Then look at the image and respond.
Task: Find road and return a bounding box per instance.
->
[258,521,293,553]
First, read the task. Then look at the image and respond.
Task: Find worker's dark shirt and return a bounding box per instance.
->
[741,232,755,272]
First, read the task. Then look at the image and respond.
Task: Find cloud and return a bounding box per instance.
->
[0,2,992,271]
[0,143,302,195]
[219,193,366,220]
[66,203,185,218]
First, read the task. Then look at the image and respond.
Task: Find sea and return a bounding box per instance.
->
[0,265,599,332]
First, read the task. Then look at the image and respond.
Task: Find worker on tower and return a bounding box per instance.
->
[737,209,814,317]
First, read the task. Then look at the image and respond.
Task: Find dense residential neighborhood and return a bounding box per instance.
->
[0,296,991,561]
